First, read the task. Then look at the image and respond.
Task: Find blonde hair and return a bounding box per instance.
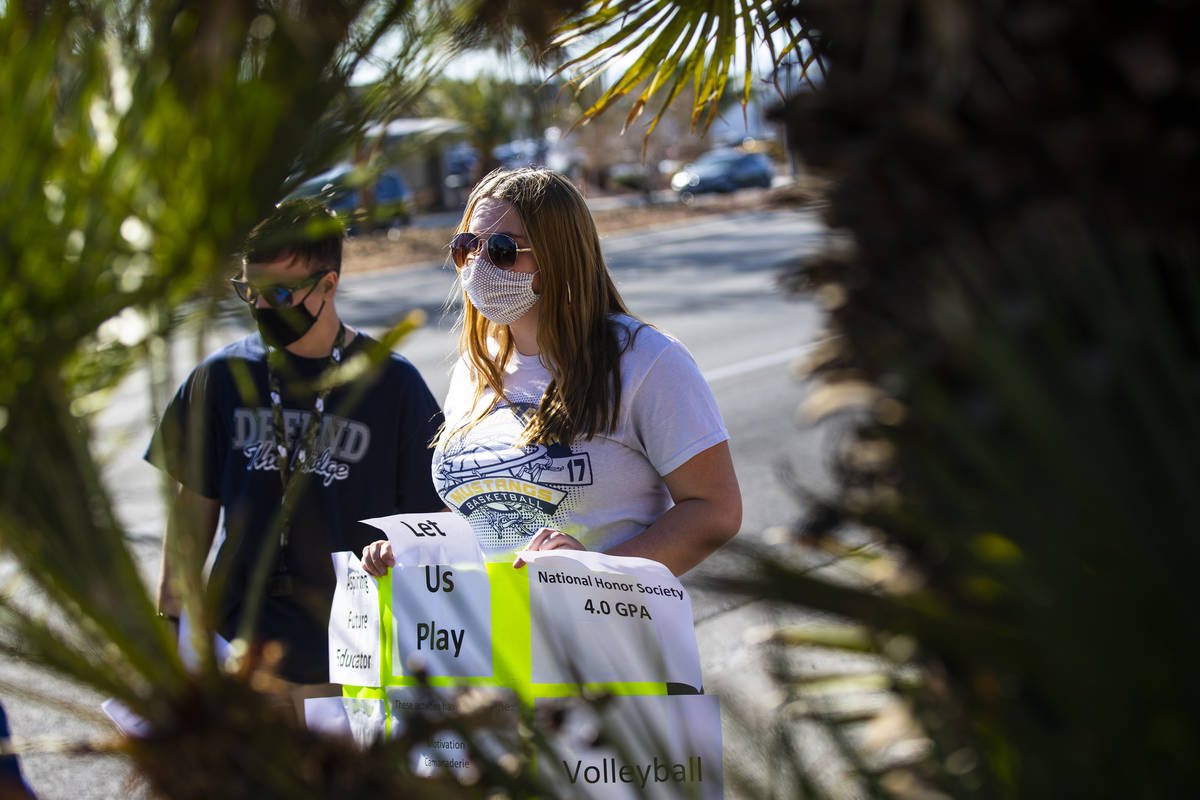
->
[453,168,632,446]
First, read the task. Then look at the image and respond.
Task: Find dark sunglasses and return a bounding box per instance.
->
[230,269,333,307]
[450,232,533,270]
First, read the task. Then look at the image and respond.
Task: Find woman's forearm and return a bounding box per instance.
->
[604,494,741,576]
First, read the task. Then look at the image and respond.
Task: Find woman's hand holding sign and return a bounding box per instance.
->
[512,527,586,568]
[363,525,583,575]
[361,540,395,577]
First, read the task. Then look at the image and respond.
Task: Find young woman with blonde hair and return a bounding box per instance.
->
[363,168,741,576]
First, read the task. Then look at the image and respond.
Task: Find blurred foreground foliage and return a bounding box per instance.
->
[732,0,1200,797]
[0,1,532,797]
[6,0,1198,797]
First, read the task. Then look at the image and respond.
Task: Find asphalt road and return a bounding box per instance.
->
[2,204,842,799]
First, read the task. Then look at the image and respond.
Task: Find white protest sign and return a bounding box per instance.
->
[357,512,492,677]
[390,564,492,677]
[537,694,723,800]
[304,696,387,748]
[521,550,703,690]
[319,527,721,796]
[328,552,382,686]
[387,686,520,782]
[100,697,153,738]
[360,511,485,566]
[304,696,352,739]
[103,613,235,737]
[178,611,235,672]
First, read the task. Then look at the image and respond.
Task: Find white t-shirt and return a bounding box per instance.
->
[432,314,729,559]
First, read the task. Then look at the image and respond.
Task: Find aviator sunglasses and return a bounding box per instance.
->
[230,269,334,307]
[450,232,533,270]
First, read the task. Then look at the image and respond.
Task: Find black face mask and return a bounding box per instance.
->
[252,300,325,348]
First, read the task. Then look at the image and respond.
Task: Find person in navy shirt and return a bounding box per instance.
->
[0,701,34,798]
[147,200,443,716]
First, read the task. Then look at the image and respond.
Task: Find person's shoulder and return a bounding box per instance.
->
[609,314,702,390]
[348,331,428,383]
[610,314,680,358]
[192,333,265,374]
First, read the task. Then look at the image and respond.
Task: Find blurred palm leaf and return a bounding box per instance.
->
[546,0,819,141]
[756,0,1200,796]
[534,0,1200,795]
[0,2,546,795]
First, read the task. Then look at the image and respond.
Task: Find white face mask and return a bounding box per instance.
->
[461,257,539,325]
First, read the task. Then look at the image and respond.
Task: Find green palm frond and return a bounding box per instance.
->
[547,0,818,144]
[0,3,550,795]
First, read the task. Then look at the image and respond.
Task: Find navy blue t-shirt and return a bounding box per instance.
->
[0,701,31,797]
[146,332,444,683]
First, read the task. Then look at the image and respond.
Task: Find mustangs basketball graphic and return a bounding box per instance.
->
[435,404,594,551]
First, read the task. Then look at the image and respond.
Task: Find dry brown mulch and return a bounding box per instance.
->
[341,182,824,274]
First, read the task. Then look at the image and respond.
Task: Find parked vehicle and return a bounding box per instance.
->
[669,149,773,202]
[493,138,546,170]
[288,162,411,232]
[444,143,478,186]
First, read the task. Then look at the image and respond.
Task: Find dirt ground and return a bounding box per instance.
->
[341,183,823,274]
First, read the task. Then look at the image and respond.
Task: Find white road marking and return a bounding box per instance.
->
[702,342,826,384]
